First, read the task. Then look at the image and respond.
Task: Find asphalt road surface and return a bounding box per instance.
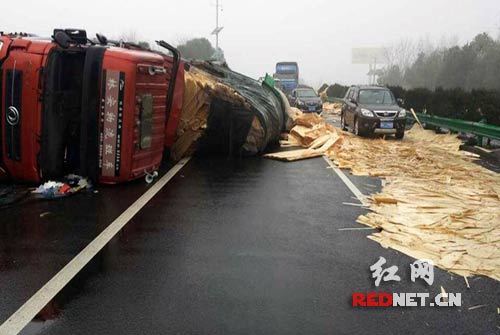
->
[0,155,499,335]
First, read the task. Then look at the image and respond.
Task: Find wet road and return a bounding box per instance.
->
[0,174,162,323]
[1,156,499,334]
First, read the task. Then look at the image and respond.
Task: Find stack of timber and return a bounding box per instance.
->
[264,112,341,161]
[321,102,343,116]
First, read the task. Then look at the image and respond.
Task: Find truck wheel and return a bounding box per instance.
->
[395,130,405,139]
[341,113,347,130]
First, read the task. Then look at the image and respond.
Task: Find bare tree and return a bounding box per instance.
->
[437,34,459,50]
[415,35,435,56]
[383,38,419,70]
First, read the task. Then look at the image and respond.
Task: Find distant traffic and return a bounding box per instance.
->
[273,61,299,93]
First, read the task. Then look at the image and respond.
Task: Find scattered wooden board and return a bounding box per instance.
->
[268,106,500,282]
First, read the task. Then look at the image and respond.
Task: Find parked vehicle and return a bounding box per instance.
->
[273,62,299,93]
[0,29,183,184]
[289,87,323,113]
[341,85,407,139]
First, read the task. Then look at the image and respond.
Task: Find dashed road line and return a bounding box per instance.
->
[0,157,191,335]
[323,155,369,206]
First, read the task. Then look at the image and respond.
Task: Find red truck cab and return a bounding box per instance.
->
[0,35,54,182]
[0,29,183,184]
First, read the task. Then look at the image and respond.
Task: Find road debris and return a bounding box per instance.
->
[266,109,500,282]
[321,102,342,116]
[410,108,423,128]
[440,286,448,303]
[342,202,367,207]
[464,276,470,288]
[468,304,487,311]
[329,128,500,281]
[264,112,341,161]
[32,175,92,199]
[338,227,375,231]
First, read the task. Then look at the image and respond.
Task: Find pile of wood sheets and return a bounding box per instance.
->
[328,128,500,281]
[264,112,341,161]
[321,102,342,115]
[266,111,500,281]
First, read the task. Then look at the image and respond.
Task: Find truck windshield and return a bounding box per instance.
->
[297,89,317,98]
[276,64,298,74]
[358,89,395,105]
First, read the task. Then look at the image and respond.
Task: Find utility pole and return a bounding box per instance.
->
[211,0,223,49]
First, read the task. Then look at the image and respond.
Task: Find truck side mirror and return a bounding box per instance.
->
[350,98,357,105]
[53,31,71,49]
[96,33,108,45]
[397,98,404,106]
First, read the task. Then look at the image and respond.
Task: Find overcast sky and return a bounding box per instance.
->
[3,0,499,87]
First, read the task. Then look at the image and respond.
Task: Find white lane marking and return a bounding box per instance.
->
[342,202,367,207]
[0,157,191,335]
[322,155,369,206]
[338,227,375,231]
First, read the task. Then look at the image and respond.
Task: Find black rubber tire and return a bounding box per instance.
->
[395,130,405,139]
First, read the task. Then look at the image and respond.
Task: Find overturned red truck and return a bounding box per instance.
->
[0,29,184,184]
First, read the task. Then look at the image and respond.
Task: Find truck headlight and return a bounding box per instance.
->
[360,108,373,117]
[399,109,407,117]
[297,100,305,106]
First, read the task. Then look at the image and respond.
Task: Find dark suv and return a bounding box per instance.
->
[341,85,407,139]
[289,87,323,113]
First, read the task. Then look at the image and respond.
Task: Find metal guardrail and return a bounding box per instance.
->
[410,112,500,142]
[322,97,500,143]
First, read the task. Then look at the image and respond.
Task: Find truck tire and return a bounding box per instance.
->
[395,129,405,139]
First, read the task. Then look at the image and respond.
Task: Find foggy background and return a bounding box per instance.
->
[2,0,499,87]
